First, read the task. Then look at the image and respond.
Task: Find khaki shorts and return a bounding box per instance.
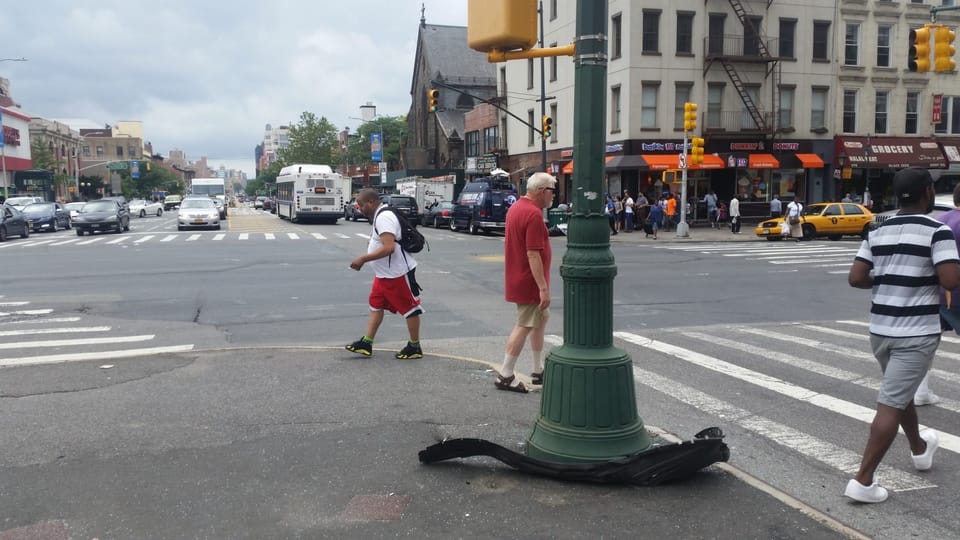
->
[516,303,549,328]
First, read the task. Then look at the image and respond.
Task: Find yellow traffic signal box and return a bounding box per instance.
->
[467,0,538,53]
[935,26,956,73]
[910,26,932,72]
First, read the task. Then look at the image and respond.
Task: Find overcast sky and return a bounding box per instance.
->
[1,1,468,177]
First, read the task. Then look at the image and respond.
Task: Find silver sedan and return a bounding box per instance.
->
[177,198,221,230]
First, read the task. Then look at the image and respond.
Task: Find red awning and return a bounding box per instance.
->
[748,154,780,169]
[640,154,725,170]
[836,136,947,169]
[561,156,614,174]
[796,153,825,168]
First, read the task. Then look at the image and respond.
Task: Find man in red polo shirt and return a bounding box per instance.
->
[495,172,557,393]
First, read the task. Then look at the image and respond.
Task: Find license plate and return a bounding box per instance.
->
[91,224,99,228]
[194,219,204,223]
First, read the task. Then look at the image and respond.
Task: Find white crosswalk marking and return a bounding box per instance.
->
[76,237,105,245]
[133,235,153,244]
[0,344,196,368]
[287,233,299,239]
[0,326,110,337]
[265,233,275,240]
[49,238,81,246]
[107,236,129,244]
[0,334,154,350]
[312,233,327,240]
[654,242,859,271]
[186,234,201,241]
[0,301,29,306]
[336,233,350,239]
[213,233,225,240]
[0,309,52,316]
[161,235,177,242]
[239,233,249,240]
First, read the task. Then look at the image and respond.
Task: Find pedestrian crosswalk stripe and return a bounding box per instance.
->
[630,364,934,491]
[769,258,852,265]
[0,326,110,337]
[723,248,851,257]
[288,233,299,239]
[357,233,370,239]
[134,235,153,244]
[213,233,225,240]
[839,319,960,346]
[107,236,128,244]
[0,334,155,350]
[22,239,56,247]
[49,238,80,246]
[186,234,200,241]
[0,301,29,306]
[336,233,350,239]
[0,309,53,316]
[799,324,960,365]
[265,233,275,240]
[161,235,177,242]
[749,253,854,260]
[5,316,81,324]
[615,331,960,457]
[312,233,326,240]
[77,237,104,245]
[0,344,195,368]
[239,233,249,240]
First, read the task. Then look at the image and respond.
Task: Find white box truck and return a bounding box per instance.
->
[397,175,455,215]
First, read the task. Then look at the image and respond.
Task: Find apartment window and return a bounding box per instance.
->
[528,109,536,145]
[742,86,761,129]
[550,0,557,20]
[934,96,960,134]
[527,59,534,89]
[611,14,622,59]
[877,25,891,67]
[499,67,507,98]
[129,146,137,158]
[875,90,889,133]
[642,10,660,53]
[811,87,828,130]
[843,89,858,133]
[905,92,920,134]
[117,145,124,157]
[744,16,762,56]
[676,13,694,54]
[708,15,725,56]
[483,126,499,152]
[844,23,860,66]
[779,19,796,58]
[707,84,724,129]
[466,131,480,157]
[550,43,558,81]
[813,21,830,61]
[549,103,558,143]
[674,83,693,130]
[779,86,795,129]
[611,86,622,132]
[641,83,659,128]
[82,146,90,157]
[96,146,104,158]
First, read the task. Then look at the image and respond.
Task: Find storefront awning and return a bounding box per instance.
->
[836,136,947,169]
[796,153,825,168]
[606,155,647,170]
[561,156,614,174]
[640,154,725,170]
[748,154,779,169]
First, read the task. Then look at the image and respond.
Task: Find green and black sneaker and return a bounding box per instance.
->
[345,338,373,357]
[395,342,423,360]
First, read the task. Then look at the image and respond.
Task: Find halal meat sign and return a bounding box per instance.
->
[934,94,944,124]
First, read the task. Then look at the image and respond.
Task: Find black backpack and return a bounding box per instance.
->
[374,207,428,254]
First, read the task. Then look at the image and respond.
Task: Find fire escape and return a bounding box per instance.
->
[703,0,781,136]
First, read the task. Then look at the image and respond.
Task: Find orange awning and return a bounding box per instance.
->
[561,156,614,174]
[796,153,825,168]
[748,153,780,169]
[640,154,726,170]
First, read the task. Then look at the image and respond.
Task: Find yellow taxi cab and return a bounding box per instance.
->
[755,202,873,241]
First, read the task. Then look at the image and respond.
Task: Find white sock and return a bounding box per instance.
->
[532,350,543,373]
[915,373,931,397]
[500,354,519,378]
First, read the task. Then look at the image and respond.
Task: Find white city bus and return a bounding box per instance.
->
[275,164,349,224]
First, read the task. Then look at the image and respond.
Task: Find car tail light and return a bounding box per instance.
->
[441,209,449,216]
[480,208,487,217]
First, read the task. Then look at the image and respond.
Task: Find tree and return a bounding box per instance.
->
[278,111,340,166]
[342,115,406,173]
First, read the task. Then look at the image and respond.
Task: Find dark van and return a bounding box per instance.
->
[450,177,517,235]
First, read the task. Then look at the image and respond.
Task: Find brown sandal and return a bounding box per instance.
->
[494,374,528,393]
[530,372,543,385]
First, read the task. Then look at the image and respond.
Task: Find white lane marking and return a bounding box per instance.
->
[629,364,933,492]
[838,319,960,347]
[265,233,275,240]
[161,235,178,242]
[723,248,852,257]
[827,271,849,274]
[49,238,81,246]
[133,235,154,244]
[287,233,299,240]
[213,233,225,241]
[0,326,110,337]
[312,233,327,240]
[0,309,53,316]
[747,253,856,261]
[186,234,201,242]
[769,258,854,265]
[354,233,369,239]
[239,233,249,240]
[76,237,105,245]
[336,233,350,239]
[0,344,196,367]
[799,324,960,365]
[0,301,29,306]
[817,263,852,268]
[5,317,81,324]
[107,236,129,244]
[616,331,960,457]
[21,239,57,247]
[0,334,155,350]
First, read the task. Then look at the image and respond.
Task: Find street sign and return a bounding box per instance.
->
[106,162,128,171]
[130,161,140,179]
[370,133,382,163]
[678,152,687,170]
[0,107,3,148]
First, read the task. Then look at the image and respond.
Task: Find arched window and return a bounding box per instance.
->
[456,93,474,110]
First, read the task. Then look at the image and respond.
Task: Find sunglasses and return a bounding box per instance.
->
[543,186,556,192]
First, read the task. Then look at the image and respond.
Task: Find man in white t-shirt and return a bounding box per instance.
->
[346,188,423,359]
[624,191,635,232]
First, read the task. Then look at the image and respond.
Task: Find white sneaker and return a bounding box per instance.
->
[912,430,939,471]
[844,479,889,503]
[914,392,941,406]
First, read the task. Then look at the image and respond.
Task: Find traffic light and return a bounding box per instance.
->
[428,88,439,112]
[542,115,553,139]
[934,26,956,73]
[909,25,932,72]
[683,102,698,132]
[689,137,705,166]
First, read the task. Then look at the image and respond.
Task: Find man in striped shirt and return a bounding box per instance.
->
[846,167,960,503]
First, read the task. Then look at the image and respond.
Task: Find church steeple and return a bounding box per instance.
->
[420,3,426,28]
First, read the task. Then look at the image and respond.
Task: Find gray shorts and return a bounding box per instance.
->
[869,334,940,409]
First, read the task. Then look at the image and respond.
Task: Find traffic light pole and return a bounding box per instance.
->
[527,0,650,463]
[677,130,690,238]
[538,0,548,181]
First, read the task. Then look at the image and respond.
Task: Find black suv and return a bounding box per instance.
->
[450,177,517,235]
[379,194,420,225]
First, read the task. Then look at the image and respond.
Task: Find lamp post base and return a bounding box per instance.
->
[676,221,690,238]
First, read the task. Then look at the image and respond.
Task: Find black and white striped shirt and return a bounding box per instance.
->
[856,214,960,337]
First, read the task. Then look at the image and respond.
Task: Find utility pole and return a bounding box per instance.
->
[538,0,548,180]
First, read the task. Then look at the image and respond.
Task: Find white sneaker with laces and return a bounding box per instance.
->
[914,392,941,406]
[844,479,889,503]
[912,430,939,471]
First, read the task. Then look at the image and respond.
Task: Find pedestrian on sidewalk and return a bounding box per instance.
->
[717,201,728,228]
[624,191,635,232]
[615,195,625,232]
[495,172,557,393]
[605,194,618,235]
[704,190,718,227]
[729,195,741,234]
[845,167,960,503]
[770,194,782,219]
[785,196,804,240]
[647,201,663,239]
[345,188,424,360]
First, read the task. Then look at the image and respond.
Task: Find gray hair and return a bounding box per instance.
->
[525,172,557,193]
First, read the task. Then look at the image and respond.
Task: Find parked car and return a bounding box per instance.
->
[0,205,31,241]
[755,202,873,241]
[65,202,85,220]
[3,196,44,210]
[129,199,164,218]
[872,194,954,228]
[177,197,221,230]
[163,194,183,211]
[73,199,130,236]
[22,202,72,232]
[344,198,366,222]
[379,194,419,225]
[450,177,517,235]
[421,200,455,228]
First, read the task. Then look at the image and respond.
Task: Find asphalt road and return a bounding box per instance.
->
[1,206,957,539]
